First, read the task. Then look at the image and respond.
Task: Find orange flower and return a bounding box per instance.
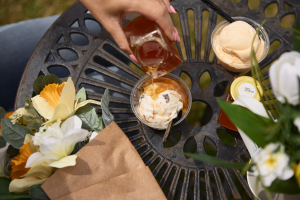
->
[0,111,14,130]
[40,82,66,108]
[10,142,32,180]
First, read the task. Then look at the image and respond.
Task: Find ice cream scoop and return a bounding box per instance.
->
[138,90,183,129]
[212,19,268,72]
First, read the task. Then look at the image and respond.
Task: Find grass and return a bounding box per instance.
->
[0,0,76,26]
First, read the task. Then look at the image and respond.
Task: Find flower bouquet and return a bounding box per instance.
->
[185,20,300,198]
[0,74,114,199]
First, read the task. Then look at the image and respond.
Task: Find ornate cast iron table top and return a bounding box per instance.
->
[15,0,299,199]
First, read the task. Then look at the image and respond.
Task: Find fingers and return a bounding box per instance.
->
[162,0,176,14]
[102,19,132,55]
[129,0,179,42]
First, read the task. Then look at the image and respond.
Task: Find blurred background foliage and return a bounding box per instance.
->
[0,0,76,26]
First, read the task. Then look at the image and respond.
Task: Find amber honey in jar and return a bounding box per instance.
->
[123,16,182,78]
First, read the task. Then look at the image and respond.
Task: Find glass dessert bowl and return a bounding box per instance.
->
[131,74,192,130]
[211,16,270,72]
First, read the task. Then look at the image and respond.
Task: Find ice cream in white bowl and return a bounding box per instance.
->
[211,17,269,72]
[131,74,192,130]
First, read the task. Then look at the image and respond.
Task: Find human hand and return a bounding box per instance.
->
[79,0,180,61]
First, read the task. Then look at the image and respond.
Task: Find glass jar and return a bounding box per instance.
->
[124,16,182,78]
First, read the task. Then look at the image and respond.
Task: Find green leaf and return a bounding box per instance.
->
[76,104,103,132]
[5,157,13,177]
[71,142,85,155]
[217,99,276,148]
[0,193,30,199]
[0,107,6,121]
[0,177,10,194]
[268,177,300,194]
[27,123,41,130]
[24,95,43,130]
[97,116,104,132]
[41,74,62,89]
[0,137,6,148]
[293,20,300,52]
[183,153,246,170]
[29,184,50,200]
[1,118,31,149]
[101,89,114,126]
[7,145,19,156]
[75,88,86,103]
[32,75,45,95]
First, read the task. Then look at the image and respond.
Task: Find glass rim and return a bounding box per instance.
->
[130,73,192,130]
[210,16,270,67]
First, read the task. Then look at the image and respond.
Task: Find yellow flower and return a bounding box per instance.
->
[9,108,38,126]
[31,77,101,125]
[39,82,66,108]
[10,142,32,180]
[293,163,300,188]
[10,135,39,181]
[9,135,49,194]
[9,162,54,193]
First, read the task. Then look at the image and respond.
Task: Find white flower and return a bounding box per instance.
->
[252,143,294,187]
[269,51,300,106]
[0,143,9,177]
[294,117,300,133]
[26,116,89,169]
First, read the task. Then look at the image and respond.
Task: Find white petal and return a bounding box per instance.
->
[265,143,281,153]
[32,132,43,146]
[9,176,46,193]
[49,155,77,168]
[26,152,59,168]
[39,136,61,156]
[75,99,101,110]
[60,129,89,156]
[278,167,294,181]
[59,77,75,112]
[61,116,82,134]
[89,132,98,142]
[45,119,63,138]
[269,56,283,102]
[0,143,9,177]
[233,95,269,118]
[31,95,54,120]
[294,117,300,133]
[24,134,38,153]
[269,51,300,105]
[279,63,299,105]
[24,162,54,179]
[261,173,277,187]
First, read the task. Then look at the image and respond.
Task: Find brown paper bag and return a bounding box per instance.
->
[55,166,165,200]
[42,121,166,200]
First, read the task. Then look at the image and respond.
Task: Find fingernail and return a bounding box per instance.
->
[172,30,177,42]
[174,28,180,42]
[176,34,180,42]
[130,54,138,63]
[170,5,176,14]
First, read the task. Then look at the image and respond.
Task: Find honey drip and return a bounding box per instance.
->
[142,77,188,114]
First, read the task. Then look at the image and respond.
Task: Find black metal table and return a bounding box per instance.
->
[15,0,299,199]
